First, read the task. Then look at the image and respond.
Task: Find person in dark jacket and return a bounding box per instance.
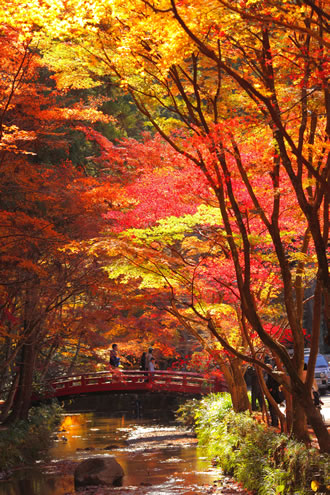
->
[140,351,146,371]
[266,372,283,427]
[246,366,265,411]
[252,368,264,411]
[109,343,120,367]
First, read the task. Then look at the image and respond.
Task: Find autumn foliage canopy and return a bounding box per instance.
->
[0,0,329,451]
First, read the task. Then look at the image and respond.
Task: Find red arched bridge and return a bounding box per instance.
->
[48,370,227,399]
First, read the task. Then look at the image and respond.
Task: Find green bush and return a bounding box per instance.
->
[177,393,330,495]
[176,392,232,431]
[175,397,201,428]
[0,401,62,471]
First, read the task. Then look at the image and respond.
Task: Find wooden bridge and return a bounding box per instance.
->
[48,369,227,399]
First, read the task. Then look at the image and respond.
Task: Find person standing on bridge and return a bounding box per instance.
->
[148,357,156,373]
[139,351,147,371]
[110,343,120,368]
[145,347,153,371]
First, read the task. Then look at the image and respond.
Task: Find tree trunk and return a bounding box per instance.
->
[297,387,330,453]
[4,337,37,423]
[291,392,310,445]
[283,387,293,433]
[221,359,251,412]
[0,372,20,423]
[0,337,12,394]
[67,331,83,376]
[39,340,58,380]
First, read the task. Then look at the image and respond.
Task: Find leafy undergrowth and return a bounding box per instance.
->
[176,393,330,495]
[0,401,62,471]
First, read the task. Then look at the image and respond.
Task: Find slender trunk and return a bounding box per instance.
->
[291,392,310,445]
[4,337,37,423]
[0,337,12,394]
[0,372,20,423]
[296,385,330,452]
[39,341,58,380]
[67,331,83,376]
[221,359,250,412]
[283,386,293,433]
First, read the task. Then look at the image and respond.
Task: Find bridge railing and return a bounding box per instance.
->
[49,370,227,397]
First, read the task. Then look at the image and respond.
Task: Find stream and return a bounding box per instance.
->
[0,412,228,495]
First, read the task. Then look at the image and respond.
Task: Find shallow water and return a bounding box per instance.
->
[0,413,221,495]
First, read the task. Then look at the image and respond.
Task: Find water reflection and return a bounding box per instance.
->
[0,469,73,495]
[0,414,220,495]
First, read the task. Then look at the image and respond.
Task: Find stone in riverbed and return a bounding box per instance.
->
[74,457,124,488]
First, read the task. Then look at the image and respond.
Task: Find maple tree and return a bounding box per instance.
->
[0,18,182,423]
[0,19,131,422]
[88,133,308,420]
[0,153,119,422]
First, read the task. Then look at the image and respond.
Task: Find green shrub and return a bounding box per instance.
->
[176,392,232,430]
[179,394,330,495]
[175,397,201,428]
[0,401,62,471]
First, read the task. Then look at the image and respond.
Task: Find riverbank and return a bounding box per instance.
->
[177,393,330,495]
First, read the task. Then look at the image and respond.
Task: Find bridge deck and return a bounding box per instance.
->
[49,370,227,398]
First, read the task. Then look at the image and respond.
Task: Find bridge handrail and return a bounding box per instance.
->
[50,369,223,385]
[46,369,227,398]
[51,369,218,378]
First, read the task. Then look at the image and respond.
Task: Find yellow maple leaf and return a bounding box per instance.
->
[311,480,320,492]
